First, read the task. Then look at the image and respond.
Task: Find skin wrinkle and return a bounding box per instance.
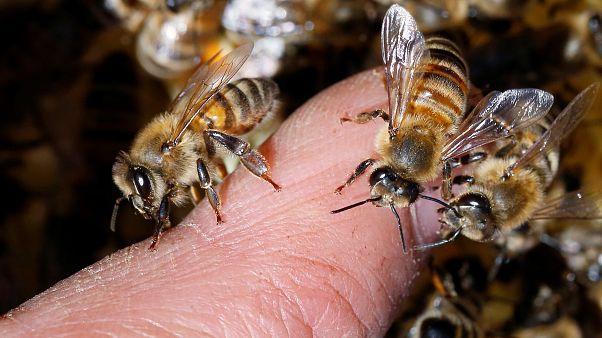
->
[290,236,383,326]
[279,253,369,334]
[262,274,313,336]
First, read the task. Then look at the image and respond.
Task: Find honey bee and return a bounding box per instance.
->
[430,83,599,249]
[331,4,553,252]
[111,43,281,248]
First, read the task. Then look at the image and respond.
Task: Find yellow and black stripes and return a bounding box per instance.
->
[191,78,279,135]
[412,37,469,131]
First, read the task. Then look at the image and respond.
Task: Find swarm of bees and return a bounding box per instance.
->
[106,1,602,335]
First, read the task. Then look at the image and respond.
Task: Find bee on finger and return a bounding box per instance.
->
[111,43,281,249]
[430,83,599,250]
[331,4,554,253]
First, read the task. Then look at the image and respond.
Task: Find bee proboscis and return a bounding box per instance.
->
[111,43,281,249]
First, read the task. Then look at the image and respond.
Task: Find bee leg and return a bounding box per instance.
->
[335,159,376,194]
[441,152,487,200]
[453,175,475,185]
[149,195,171,250]
[460,152,488,165]
[205,130,281,191]
[412,226,463,251]
[197,158,223,223]
[340,109,389,124]
[442,160,454,201]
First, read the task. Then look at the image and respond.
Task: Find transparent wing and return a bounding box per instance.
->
[506,83,599,174]
[532,190,602,220]
[168,43,253,144]
[381,4,429,133]
[441,88,554,160]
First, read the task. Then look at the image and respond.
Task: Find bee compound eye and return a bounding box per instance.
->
[457,193,491,213]
[132,167,152,199]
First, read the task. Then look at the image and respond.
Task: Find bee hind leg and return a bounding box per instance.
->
[197,158,224,223]
[205,130,281,191]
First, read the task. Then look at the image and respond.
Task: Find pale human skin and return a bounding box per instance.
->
[0,70,441,337]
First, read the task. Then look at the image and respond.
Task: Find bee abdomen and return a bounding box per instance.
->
[413,37,469,132]
[202,78,279,135]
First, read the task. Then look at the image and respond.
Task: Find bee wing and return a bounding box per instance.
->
[441,88,554,160]
[168,43,253,144]
[506,83,599,174]
[532,191,602,220]
[381,4,429,132]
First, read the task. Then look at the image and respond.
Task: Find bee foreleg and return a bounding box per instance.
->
[197,158,223,223]
[460,152,487,165]
[205,130,281,192]
[340,109,389,124]
[452,175,475,185]
[150,195,171,250]
[442,152,487,200]
[335,159,376,194]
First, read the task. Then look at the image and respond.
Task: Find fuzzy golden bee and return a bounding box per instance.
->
[331,4,553,252]
[433,83,599,248]
[331,4,471,252]
[111,43,280,248]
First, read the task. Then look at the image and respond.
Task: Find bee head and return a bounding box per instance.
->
[442,192,496,242]
[369,166,422,207]
[112,152,169,220]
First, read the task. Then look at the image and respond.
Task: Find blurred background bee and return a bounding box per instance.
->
[388,243,602,337]
[105,0,223,80]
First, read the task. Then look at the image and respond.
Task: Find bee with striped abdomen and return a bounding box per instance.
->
[433,83,599,248]
[331,4,553,252]
[331,4,471,253]
[111,43,281,249]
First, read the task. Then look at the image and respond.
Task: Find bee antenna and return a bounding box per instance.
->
[419,194,461,218]
[111,196,127,232]
[331,196,382,214]
[389,203,407,253]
